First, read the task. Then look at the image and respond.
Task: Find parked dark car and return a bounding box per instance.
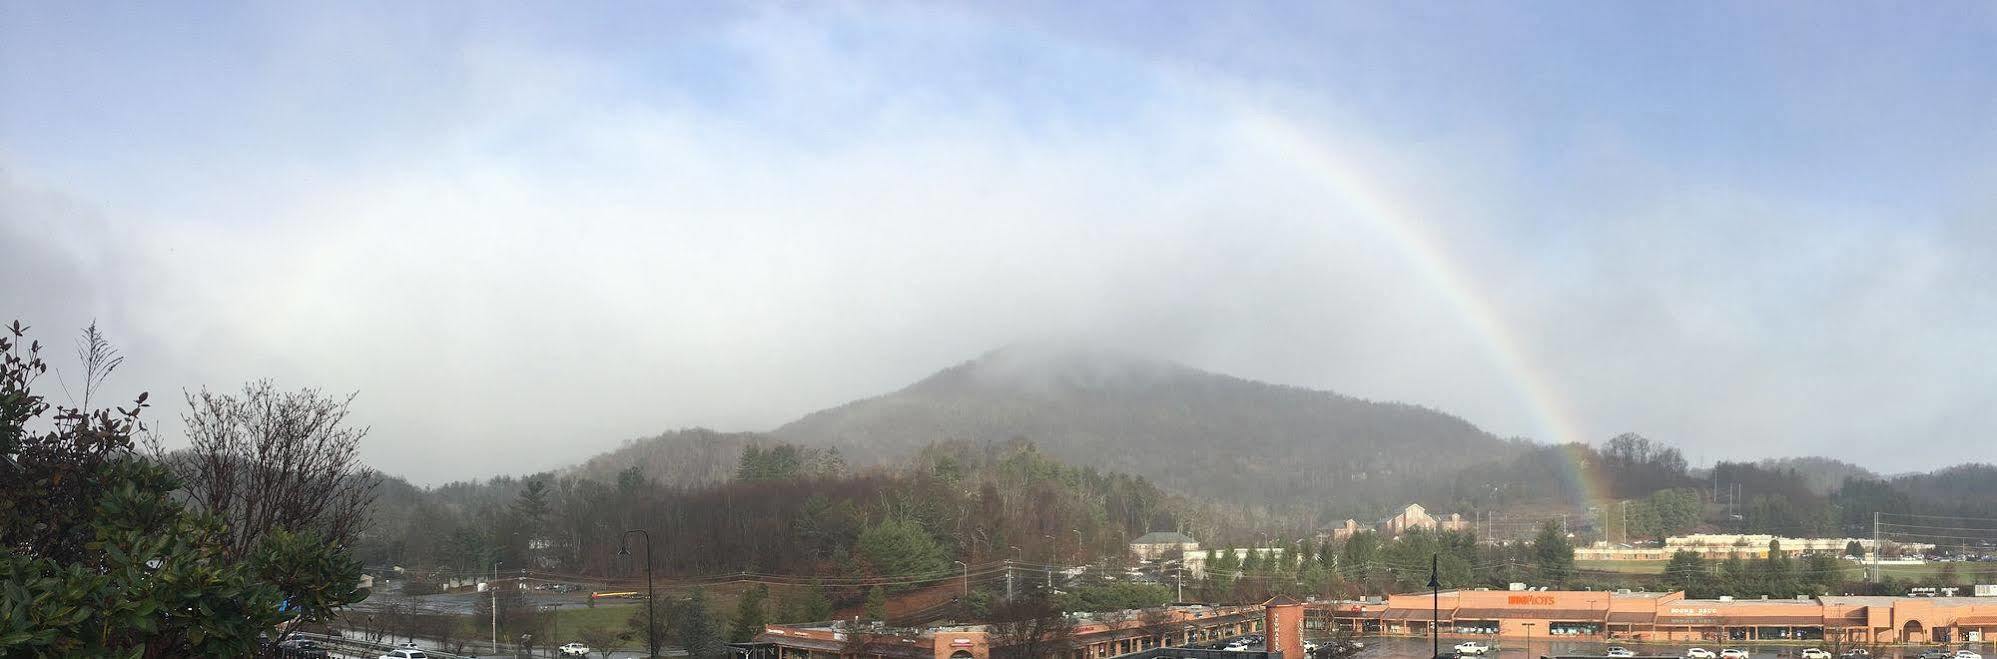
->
[276,639,330,659]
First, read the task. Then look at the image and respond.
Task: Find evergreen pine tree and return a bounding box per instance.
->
[678,589,726,659]
[864,585,888,621]
[731,584,770,642]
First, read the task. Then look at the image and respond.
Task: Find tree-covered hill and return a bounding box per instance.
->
[771,342,1521,513]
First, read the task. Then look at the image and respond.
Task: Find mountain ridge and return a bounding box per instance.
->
[768,341,1518,509]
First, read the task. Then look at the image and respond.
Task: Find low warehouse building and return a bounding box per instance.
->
[1310,589,1997,645]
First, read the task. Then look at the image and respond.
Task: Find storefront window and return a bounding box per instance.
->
[1548,623,1599,636]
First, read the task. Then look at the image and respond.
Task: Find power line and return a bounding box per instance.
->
[1877,512,1997,524]
[1876,521,1997,533]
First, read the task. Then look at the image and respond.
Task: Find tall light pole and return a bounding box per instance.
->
[953,560,969,598]
[621,529,657,658]
[1073,529,1084,562]
[1521,623,1534,659]
[1427,554,1440,659]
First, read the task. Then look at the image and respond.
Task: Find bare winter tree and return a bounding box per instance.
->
[1135,606,1177,649]
[172,379,380,557]
[986,596,1075,659]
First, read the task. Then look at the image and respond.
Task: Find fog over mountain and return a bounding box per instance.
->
[6,4,1996,483]
[772,342,1516,508]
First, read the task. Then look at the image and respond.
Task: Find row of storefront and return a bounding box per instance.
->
[750,590,1997,659]
[752,603,1268,659]
[1308,589,1997,645]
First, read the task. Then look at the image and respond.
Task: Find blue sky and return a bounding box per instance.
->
[4,3,1994,481]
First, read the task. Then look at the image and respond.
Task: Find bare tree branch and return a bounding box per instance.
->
[174,380,381,558]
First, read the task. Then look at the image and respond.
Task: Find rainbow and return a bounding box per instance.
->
[1237,114,1612,509]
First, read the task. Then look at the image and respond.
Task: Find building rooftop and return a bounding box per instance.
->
[1820,595,1993,606]
[1676,598,1823,606]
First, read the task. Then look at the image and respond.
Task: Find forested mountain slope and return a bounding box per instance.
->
[771,343,1521,512]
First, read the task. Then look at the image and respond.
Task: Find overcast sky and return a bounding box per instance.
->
[4,3,1994,484]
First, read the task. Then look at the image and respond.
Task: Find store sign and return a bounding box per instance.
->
[1508,595,1555,606]
[952,639,974,647]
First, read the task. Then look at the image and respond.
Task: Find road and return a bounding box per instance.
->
[348,582,633,616]
[297,631,684,659]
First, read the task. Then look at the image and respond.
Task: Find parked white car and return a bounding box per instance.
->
[1223,642,1251,652]
[1720,649,1750,659]
[378,650,427,659]
[560,642,592,656]
[1455,641,1491,655]
[1606,647,1635,658]
[1801,649,1832,659]
[1953,651,1982,659]
[1686,649,1716,659]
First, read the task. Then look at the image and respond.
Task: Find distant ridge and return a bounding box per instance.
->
[770,341,1521,509]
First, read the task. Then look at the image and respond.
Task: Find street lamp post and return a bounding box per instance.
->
[1427,554,1440,659]
[620,529,657,658]
[1521,623,1534,659]
[953,560,969,598]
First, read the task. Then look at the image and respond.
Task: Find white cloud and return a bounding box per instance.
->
[4,5,1993,483]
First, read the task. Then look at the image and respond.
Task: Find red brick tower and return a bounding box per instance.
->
[1263,595,1304,659]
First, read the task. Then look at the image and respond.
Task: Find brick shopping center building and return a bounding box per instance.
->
[1312,589,1996,645]
[747,590,1995,659]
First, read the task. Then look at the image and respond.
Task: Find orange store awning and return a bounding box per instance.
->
[1953,616,1997,626]
[1383,609,1456,621]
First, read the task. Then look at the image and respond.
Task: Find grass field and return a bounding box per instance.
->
[1575,559,1669,574]
[551,603,641,636]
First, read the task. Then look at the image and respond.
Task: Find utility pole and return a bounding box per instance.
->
[492,560,501,656]
[1176,561,1184,602]
[1730,483,1741,520]
[548,602,567,651]
[1621,500,1630,544]
[1041,534,1055,589]
[1871,512,1880,584]
[954,560,969,598]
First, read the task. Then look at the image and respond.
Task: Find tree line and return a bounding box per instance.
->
[0,321,376,656]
